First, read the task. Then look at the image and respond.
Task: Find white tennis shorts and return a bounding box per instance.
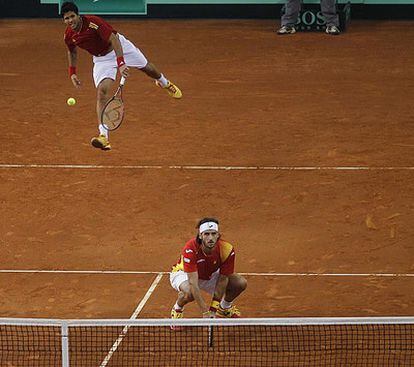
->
[92,33,148,87]
[170,270,220,295]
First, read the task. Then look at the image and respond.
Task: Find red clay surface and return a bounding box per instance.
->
[0,19,413,320]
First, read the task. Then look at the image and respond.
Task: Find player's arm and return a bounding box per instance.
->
[209,243,236,312]
[187,271,211,318]
[108,33,128,78]
[67,48,81,88]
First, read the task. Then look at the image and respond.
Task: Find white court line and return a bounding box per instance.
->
[99,273,163,367]
[0,163,413,171]
[0,269,413,277]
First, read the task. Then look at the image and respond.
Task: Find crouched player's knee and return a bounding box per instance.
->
[238,276,248,292]
[179,290,194,303]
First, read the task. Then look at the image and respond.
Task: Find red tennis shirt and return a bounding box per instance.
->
[64,15,116,56]
[172,238,235,280]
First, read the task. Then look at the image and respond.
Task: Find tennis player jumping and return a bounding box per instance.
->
[62,1,182,150]
[170,218,247,324]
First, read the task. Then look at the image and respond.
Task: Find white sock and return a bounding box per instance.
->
[98,124,108,138]
[220,299,232,310]
[157,74,168,88]
[174,302,183,311]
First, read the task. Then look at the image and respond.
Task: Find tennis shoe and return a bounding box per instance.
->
[91,135,111,150]
[277,25,296,35]
[216,305,241,318]
[326,25,341,35]
[156,80,182,99]
[170,308,184,331]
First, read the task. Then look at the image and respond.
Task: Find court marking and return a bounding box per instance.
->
[0,269,413,277]
[0,164,414,171]
[99,273,163,367]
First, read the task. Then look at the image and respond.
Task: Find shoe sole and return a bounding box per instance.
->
[91,138,111,150]
[326,28,340,35]
[169,91,182,99]
[277,29,296,35]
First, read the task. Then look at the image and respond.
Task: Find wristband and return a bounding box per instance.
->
[69,66,77,77]
[116,56,126,68]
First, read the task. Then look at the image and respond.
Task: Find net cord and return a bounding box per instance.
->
[1,317,414,327]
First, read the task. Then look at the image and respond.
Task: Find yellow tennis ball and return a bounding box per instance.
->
[67,97,76,106]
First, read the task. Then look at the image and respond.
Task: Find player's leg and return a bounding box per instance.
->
[169,271,195,315]
[90,78,114,150]
[224,274,247,301]
[140,62,182,99]
[118,34,182,99]
[176,282,195,307]
[277,0,300,34]
[217,274,247,318]
[322,0,340,35]
[96,78,114,126]
[91,57,117,150]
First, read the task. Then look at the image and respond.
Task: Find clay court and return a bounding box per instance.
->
[0,18,413,326]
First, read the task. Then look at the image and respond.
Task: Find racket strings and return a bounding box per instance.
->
[102,97,124,130]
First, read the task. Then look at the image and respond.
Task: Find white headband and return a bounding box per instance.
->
[199,222,219,234]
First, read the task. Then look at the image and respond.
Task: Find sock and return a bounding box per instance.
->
[98,124,108,138]
[174,302,183,312]
[220,299,232,310]
[156,74,168,88]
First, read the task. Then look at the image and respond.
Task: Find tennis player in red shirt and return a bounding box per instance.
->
[61,1,182,150]
[170,218,247,322]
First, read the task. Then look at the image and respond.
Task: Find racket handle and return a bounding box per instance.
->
[120,76,126,86]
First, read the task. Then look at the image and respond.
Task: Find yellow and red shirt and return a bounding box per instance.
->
[64,15,116,56]
[172,238,235,280]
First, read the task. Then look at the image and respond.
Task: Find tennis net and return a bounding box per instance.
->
[0,317,413,366]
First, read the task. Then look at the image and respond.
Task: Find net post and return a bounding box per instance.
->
[61,321,70,367]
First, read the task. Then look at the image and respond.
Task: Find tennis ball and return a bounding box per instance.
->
[67,97,76,106]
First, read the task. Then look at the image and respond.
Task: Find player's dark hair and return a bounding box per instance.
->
[61,1,79,16]
[196,217,220,244]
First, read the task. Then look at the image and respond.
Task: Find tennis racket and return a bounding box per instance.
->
[101,76,126,131]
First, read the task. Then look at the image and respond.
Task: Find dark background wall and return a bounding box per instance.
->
[0,0,413,18]
[0,0,58,17]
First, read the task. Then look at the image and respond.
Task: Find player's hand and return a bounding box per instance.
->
[202,311,215,319]
[71,74,81,88]
[119,64,129,78]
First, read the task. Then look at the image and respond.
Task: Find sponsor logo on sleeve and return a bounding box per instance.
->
[185,249,193,254]
[184,257,191,263]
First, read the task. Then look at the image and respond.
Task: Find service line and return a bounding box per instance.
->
[0,269,413,277]
[1,164,413,171]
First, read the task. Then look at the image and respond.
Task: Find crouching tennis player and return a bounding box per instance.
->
[61,1,182,150]
[170,218,247,323]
